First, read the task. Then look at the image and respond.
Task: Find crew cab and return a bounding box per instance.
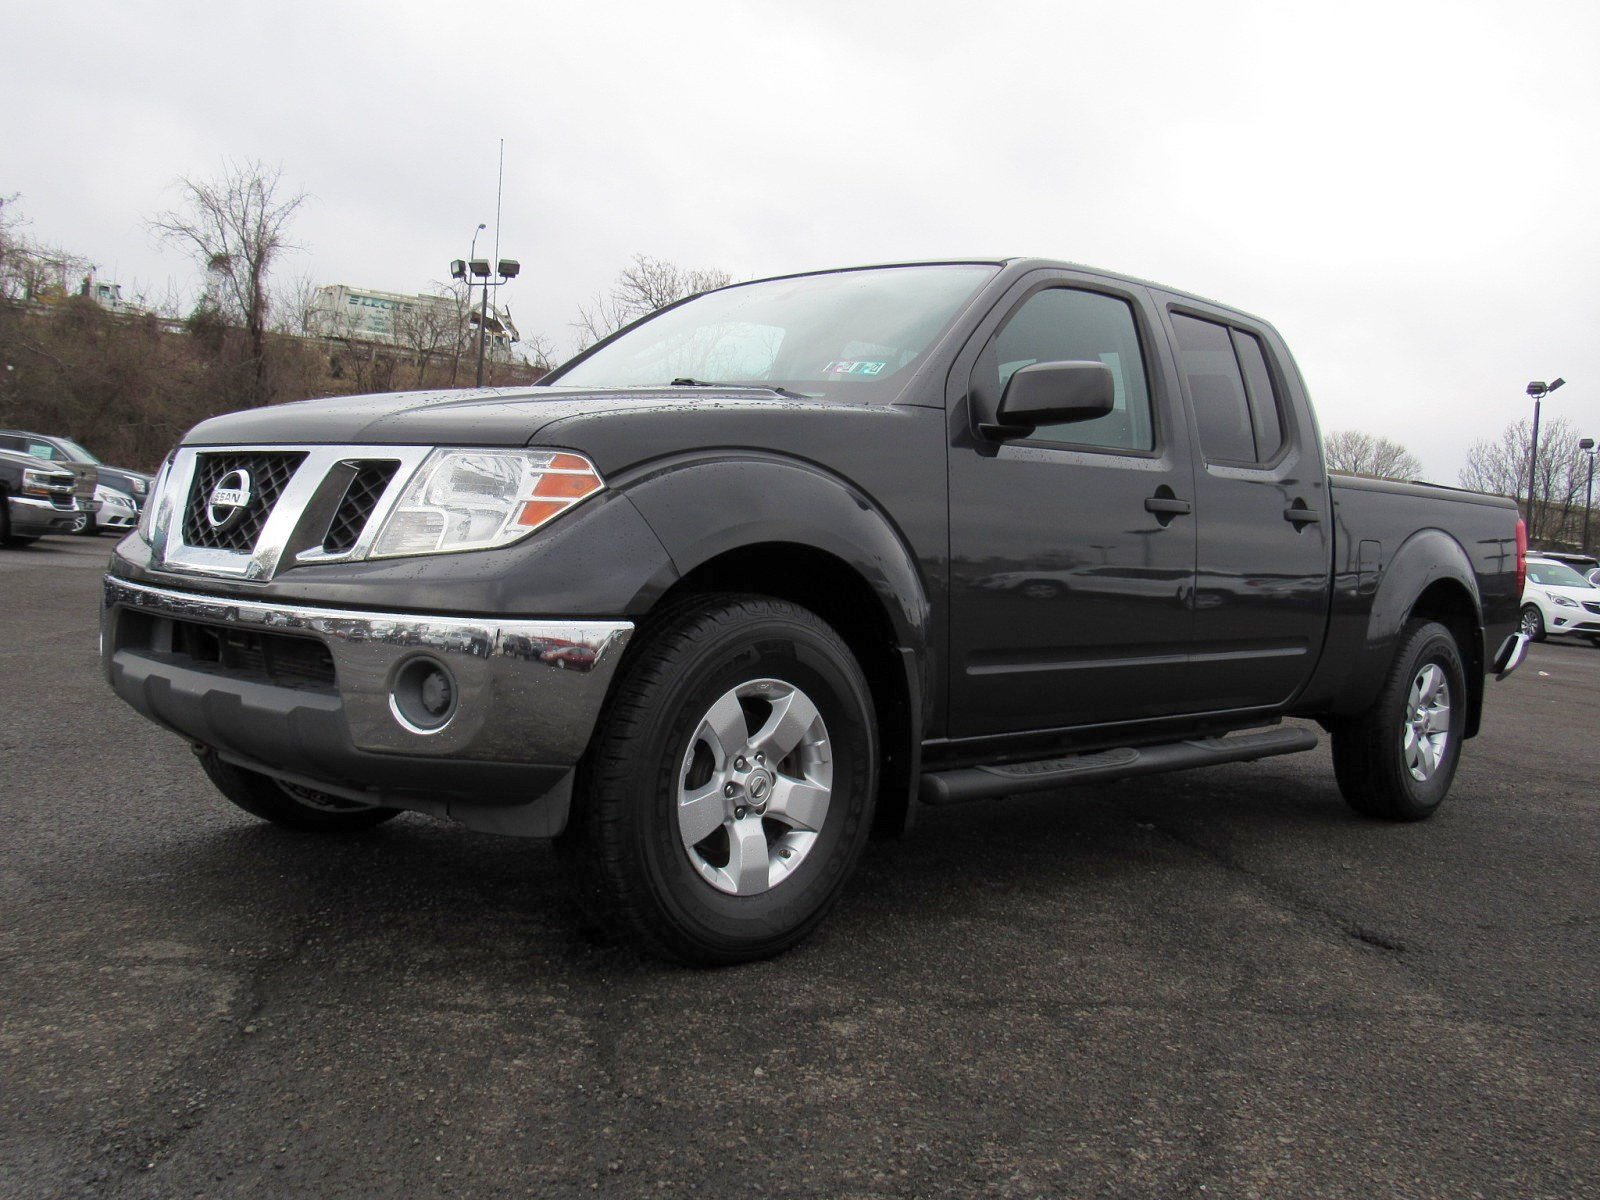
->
[101,259,1527,963]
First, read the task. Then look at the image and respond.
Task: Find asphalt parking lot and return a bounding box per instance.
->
[3,536,1598,1199]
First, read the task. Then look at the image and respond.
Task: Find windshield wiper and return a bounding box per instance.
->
[670,378,818,399]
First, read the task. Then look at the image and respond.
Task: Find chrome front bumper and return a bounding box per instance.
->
[8,495,80,536]
[102,576,633,806]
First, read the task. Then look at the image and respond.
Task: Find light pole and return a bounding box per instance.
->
[449,244,520,388]
[1524,377,1565,540]
[1581,436,1597,554]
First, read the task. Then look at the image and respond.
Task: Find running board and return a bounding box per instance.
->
[918,726,1319,806]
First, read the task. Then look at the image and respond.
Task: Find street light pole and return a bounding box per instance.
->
[1581,437,1597,554]
[1524,377,1565,541]
[449,251,521,388]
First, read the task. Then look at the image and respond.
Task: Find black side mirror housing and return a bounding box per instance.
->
[994,360,1116,433]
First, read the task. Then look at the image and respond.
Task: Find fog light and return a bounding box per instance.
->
[389,656,458,734]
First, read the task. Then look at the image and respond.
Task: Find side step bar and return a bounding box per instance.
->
[918,726,1319,806]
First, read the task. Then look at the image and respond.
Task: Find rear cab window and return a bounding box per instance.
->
[1169,312,1287,465]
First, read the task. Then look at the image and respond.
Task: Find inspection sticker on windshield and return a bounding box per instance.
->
[823,360,887,376]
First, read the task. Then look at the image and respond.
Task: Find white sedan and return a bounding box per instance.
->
[1521,556,1600,647]
[73,484,138,535]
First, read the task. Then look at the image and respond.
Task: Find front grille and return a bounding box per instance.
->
[323,461,399,554]
[169,619,336,690]
[181,452,304,553]
[1584,601,1600,616]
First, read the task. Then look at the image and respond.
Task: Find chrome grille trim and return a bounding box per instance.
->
[148,445,433,582]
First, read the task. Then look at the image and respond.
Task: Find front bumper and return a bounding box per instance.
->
[101,576,633,834]
[7,495,79,536]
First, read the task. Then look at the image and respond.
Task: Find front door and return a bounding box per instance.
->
[947,276,1199,738]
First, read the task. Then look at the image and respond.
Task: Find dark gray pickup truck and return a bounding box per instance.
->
[102,259,1527,962]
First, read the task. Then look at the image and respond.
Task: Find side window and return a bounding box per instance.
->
[988,288,1154,451]
[1170,313,1285,464]
[1231,329,1284,460]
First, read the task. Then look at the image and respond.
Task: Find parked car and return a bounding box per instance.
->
[102,258,1526,964]
[0,429,150,515]
[1520,555,1600,647]
[0,448,83,545]
[79,483,138,535]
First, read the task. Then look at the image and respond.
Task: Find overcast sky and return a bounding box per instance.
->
[5,0,1596,482]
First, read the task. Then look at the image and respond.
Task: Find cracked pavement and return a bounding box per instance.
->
[3,537,1597,1198]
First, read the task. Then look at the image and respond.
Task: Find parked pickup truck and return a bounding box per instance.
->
[102,259,1528,963]
[1,449,85,544]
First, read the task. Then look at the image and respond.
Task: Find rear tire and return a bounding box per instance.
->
[197,751,401,831]
[1519,604,1546,642]
[561,595,878,965]
[1330,619,1467,822]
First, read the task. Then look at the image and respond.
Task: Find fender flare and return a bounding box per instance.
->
[616,452,933,657]
[1350,527,1484,714]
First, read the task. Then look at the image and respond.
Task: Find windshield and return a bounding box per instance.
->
[58,439,99,464]
[1528,560,1592,589]
[549,264,997,396]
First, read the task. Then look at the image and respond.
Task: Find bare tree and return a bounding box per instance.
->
[521,333,558,374]
[0,197,95,305]
[392,286,467,387]
[572,253,734,350]
[270,272,321,336]
[149,161,306,403]
[1323,430,1424,480]
[1460,415,1589,543]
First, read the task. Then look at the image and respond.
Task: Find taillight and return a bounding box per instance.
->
[1515,518,1528,597]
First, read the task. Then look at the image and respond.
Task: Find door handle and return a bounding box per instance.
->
[1284,504,1320,525]
[1144,496,1192,516]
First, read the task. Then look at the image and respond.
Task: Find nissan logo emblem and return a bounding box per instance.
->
[206,469,253,529]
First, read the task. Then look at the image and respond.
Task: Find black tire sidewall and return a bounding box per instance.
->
[595,603,877,959]
[1375,624,1468,816]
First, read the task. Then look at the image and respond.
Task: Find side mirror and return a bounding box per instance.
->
[996,361,1115,432]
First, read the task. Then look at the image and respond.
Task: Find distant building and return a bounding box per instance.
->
[307,284,519,355]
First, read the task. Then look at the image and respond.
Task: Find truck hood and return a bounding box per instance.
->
[182,385,812,448]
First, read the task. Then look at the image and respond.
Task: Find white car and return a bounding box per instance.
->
[1521,556,1600,647]
[72,484,138,535]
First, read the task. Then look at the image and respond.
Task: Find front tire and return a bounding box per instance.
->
[1330,619,1467,822]
[564,595,878,965]
[197,751,401,831]
[1520,604,1546,642]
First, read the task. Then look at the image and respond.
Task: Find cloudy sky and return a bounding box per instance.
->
[5,1,1596,482]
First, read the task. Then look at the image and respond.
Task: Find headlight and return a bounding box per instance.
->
[21,468,57,497]
[138,454,175,541]
[1550,593,1579,608]
[370,449,603,559]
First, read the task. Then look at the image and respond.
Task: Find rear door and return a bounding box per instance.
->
[1157,299,1332,709]
[946,272,1199,737]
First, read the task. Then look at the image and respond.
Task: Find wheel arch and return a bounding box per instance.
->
[620,456,933,836]
[1357,529,1486,738]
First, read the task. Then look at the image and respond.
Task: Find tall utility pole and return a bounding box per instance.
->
[1524,377,1565,540]
[1581,436,1597,554]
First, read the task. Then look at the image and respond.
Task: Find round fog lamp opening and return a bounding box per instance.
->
[389,657,459,735]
